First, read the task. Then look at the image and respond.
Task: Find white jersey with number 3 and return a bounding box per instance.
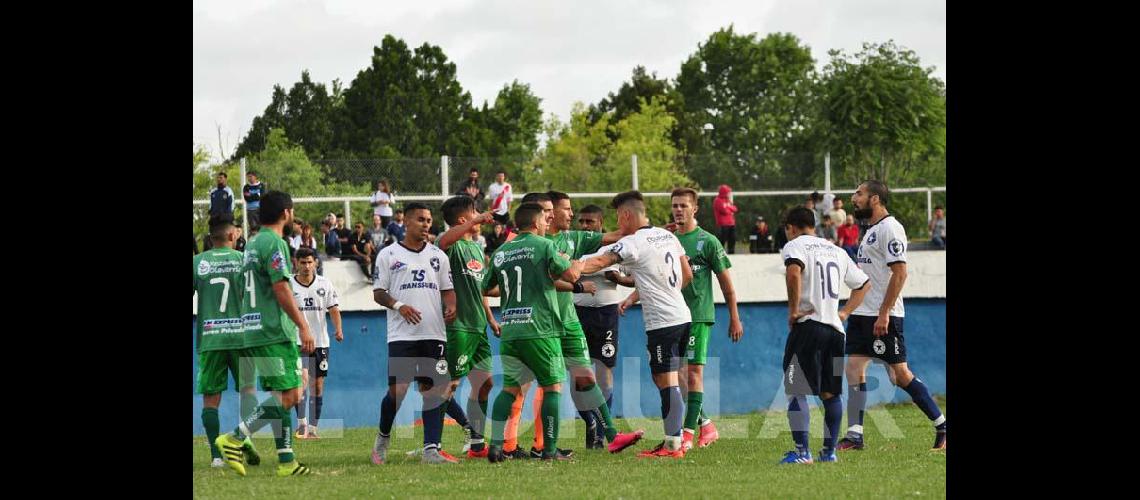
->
[610,226,691,331]
[373,242,454,343]
[781,235,868,333]
[291,275,340,348]
[853,216,907,318]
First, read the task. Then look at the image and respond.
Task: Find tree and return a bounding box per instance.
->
[282,71,335,158]
[588,66,679,135]
[817,41,946,187]
[485,80,544,159]
[232,86,287,160]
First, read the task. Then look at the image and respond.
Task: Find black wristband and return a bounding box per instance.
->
[572,281,585,293]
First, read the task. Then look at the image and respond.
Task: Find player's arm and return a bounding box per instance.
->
[558,260,583,283]
[600,229,624,245]
[618,289,639,316]
[680,255,693,289]
[274,279,314,353]
[374,288,423,325]
[784,260,811,329]
[875,262,908,336]
[437,212,493,251]
[605,270,635,287]
[580,252,619,275]
[840,281,869,322]
[330,305,344,342]
[715,269,744,342]
[441,289,457,323]
[554,279,597,294]
[482,285,500,297]
[483,296,501,337]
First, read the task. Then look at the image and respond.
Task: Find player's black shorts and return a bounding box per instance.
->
[388,340,448,388]
[783,320,845,396]
[300,347,330,378]
[645,322,689,374]
[845,315,907,364]
[578,305,620,368]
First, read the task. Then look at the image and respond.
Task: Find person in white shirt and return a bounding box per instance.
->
[370,179,396,226]
[289,247,343,440]
[485,171,513,225]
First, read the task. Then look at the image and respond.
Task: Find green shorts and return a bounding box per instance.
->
[561,322,592,369]
[686,322,714,365]
[500,337,565,388]
[446,328,493,380]
[196,349,246,395]
[244,341,302,392]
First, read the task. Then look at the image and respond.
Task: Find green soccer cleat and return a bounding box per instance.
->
[277,461,312,476]
[214,434,247,476]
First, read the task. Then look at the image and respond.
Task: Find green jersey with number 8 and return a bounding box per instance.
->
[483,232,571,341]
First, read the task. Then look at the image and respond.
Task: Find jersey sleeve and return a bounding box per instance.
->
[781,240,806,270]
[707,234,731,273]
[327,280,341,309]
[546,241,572,277]
[436,249,454,291]
[883,221,909,265]
[843,253,870,290]
[373,251,392,291]
[610,235,639,265]
[578,231,603,257]
[266,238,292,283]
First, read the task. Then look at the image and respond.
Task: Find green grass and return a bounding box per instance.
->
[193,398,945,498]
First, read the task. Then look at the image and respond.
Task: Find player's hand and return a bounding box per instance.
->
[473,212,494,225]
[399,305,423,325]
[489,318,502,337]
[618,296,634,316]
[663,222,680,232]
[838,310,851,323]
[581,281,598,295]
[299,328,315,354]
[788,309,813,330]
[443,305,457,324]
[728,318,744,342]
[874,315,890,337]
[335,330,344,342]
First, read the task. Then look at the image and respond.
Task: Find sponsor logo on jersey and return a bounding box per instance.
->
[493,252,506,267]
[430,256,441,272]
[888,239,904,257]
[466,259,483,272]
[696,240,705,252]
[609,243,624,255]
[317,288,326,296]
[197,260,211,275]
[390,260,407,271]
[501,307,534,321]
[866,232,877,245]
[270,250,285,271]
[567,240,576,253]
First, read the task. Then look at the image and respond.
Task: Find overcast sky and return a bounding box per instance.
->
[194,0,945,161]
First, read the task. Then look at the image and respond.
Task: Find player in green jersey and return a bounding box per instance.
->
[214,191,315,477]
[667,187,744,451]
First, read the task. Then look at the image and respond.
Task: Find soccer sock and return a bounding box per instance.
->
[313,396,323,428]
[234,396,280,440]
[822,395,843,451]
[272,406,294,463]
[847,382,868,437]
[446,397,470,428]
[684,391,704,432]
[490,391,516,447]
[503,391,525,452]
[787,395,810,451]
[583,383,618,441]
[240,391,259,425]
[378,392,397,436]
[296,391,307,422]
[202,408,221,459]
[660,386,685,438]
[901,377,945,429]
[467,395,487,451]
[541,391,561,455]
[422,394,445,447]
[570,384,598,442]
[532,387,545,451]
[699,409,711,427]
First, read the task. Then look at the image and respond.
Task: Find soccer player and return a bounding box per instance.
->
[370,202,460,465]
[581,190,694,458]
[668,188,744,451]
[839,180,947,451]
[573,204,634,448]
[484,202,584,462]
[777,207,870,464]
[290,247,343,440]
[215,191,315,477]
[435,195,501,458]
[194,213,261,468]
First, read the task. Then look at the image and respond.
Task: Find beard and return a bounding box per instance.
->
[852,206,873,219]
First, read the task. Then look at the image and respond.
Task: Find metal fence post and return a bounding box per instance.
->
[631,154,639,191]
[441,155,450,198]
[240,158,248,239]
[824,152,831,194]
[344,200,352,228]
[927,189,933,223]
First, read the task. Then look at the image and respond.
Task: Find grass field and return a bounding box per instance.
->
[193,398,945,498]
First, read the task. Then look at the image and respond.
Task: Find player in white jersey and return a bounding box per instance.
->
[839,180,947,452]
[369,202,460,465]
[777,207,869,465]
[581,191,693,458]
[290,247,343,439]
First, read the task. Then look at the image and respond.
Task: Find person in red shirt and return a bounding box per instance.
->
[713,184,740,254]
[837,214,861,259]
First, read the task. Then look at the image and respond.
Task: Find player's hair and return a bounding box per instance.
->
[469,167,479,173]
[259,191,293,225]
[441,195,476,225]
[611,190,645,215]
[216,171,227,178]
[521,192,550,204]
[496,170,507,176]
[861,180,890,207]
[579,204,604,216]
[247,171,258,177]
[295,247,316,260]
[546,190,570,203]
[208,213,234,242]
[404,202,431,218]
[514,202,545,230]
[784,207,816,229]
[934,205,944,210]
[394,209,403,215]
[671,187,698,204]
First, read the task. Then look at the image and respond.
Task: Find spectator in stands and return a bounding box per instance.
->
[804,194,820,228]
[370,179,396,227]
[929,206,946,249]
[242,171,265,228]
[455,168,485,209]
[345,222,373,281]
[819,214,839,245]
[838,214,861,259]
[321,220,340,258]
[334,215,352,250]
[299,222,322,275]
[773,210,789,251]
[485,222,505,257]
[486,170,513,225]
[713,184,739,254]
[828,197,847,227]
[368,213,388,257]
[820,191,835,220]
[209,172,235,216]
[193,232,199,255]
[749,216,773,253]
[385,209,406,246]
